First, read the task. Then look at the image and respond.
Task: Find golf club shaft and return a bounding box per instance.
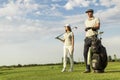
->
[55,27,77,39]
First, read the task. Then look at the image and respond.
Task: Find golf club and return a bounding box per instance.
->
[55,27,77,39]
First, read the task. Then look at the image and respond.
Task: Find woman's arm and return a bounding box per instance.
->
[72,34,74,50]
[56,37,65,43]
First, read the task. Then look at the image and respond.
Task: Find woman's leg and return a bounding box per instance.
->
[68,46,74,72]
[62,46,68,72]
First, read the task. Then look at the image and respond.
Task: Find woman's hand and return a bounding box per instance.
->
[72,46,74,53]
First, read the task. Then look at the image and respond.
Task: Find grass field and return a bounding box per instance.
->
[0,62,120,80]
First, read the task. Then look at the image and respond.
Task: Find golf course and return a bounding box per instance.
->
[0,62,120,80]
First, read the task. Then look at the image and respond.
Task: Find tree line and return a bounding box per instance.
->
[108,54,120,62]
[0,54,119,68]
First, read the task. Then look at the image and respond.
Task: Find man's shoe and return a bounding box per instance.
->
[84,70,91,73]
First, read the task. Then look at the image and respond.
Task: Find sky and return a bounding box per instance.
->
[0,0,120,66]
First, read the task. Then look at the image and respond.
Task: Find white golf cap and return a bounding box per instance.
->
[64,24,71,27]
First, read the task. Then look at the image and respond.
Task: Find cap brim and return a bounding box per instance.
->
[85,11,88,13]
[86,11,93,13]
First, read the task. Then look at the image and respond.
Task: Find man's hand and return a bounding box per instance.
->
[85,27,92,31]
[85,27,99,31]
[91,27,99,31]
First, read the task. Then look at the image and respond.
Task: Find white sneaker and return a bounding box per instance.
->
[68,69,73,72]
[61,68,66,72]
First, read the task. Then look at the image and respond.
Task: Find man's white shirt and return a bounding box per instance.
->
[85,17,100,37]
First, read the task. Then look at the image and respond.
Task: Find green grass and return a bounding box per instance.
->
[0,62,120,80]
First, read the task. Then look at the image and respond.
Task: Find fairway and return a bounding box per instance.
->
[0,62,120,80]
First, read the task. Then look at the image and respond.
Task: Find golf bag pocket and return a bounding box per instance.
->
[92,53,102,70]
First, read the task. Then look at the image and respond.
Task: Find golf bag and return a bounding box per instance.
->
[91,36,108,72]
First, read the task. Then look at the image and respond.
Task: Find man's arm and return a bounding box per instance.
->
[93,22,100,30]
[92,18,100,30]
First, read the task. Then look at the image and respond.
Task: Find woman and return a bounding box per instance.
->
[56,24,74,72]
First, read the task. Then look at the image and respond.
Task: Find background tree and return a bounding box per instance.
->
[108,55,112,62]
[114,54,117,62]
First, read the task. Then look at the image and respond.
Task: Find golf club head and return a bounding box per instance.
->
[98,31,104,34]
[74,27,77,29]
[72,27,77,30]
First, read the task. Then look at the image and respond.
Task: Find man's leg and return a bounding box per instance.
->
[87,47,91,65]
[83,38,91,73]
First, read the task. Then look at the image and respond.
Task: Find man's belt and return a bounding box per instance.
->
[86,35,98,39]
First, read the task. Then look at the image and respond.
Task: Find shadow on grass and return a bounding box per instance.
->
[75,70,120,73]
[105,70,120,73]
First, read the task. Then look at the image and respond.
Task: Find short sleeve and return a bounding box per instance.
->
[96,18,100,24]
[63,34,65,38]
[71,32,74,36]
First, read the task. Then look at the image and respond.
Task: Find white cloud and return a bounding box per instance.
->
[6,16,13,21]
[64,0,120,11]
[52,0,62,2]
[0,0,39,17]
[0,1,19,16]
[0,0,63,44]
[51,4,62,10]
[0,18,44,44]
[64,1,74,10]
[0,15,65,44]
[63,14,85,27]
[35,4,62,17]
[35,11,41,15]
[95,0,120,24]
[98,0,120,8]
[0,0,62,20]
[64,0,92,10]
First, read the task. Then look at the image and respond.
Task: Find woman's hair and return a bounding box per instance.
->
[65,26,72,32]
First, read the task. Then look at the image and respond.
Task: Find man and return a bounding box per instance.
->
[83,9,100,73]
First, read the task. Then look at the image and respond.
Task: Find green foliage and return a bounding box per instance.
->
[0,62,120,80]
[108,55,112,62]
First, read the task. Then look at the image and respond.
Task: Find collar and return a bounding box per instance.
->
[88,16,95,20]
